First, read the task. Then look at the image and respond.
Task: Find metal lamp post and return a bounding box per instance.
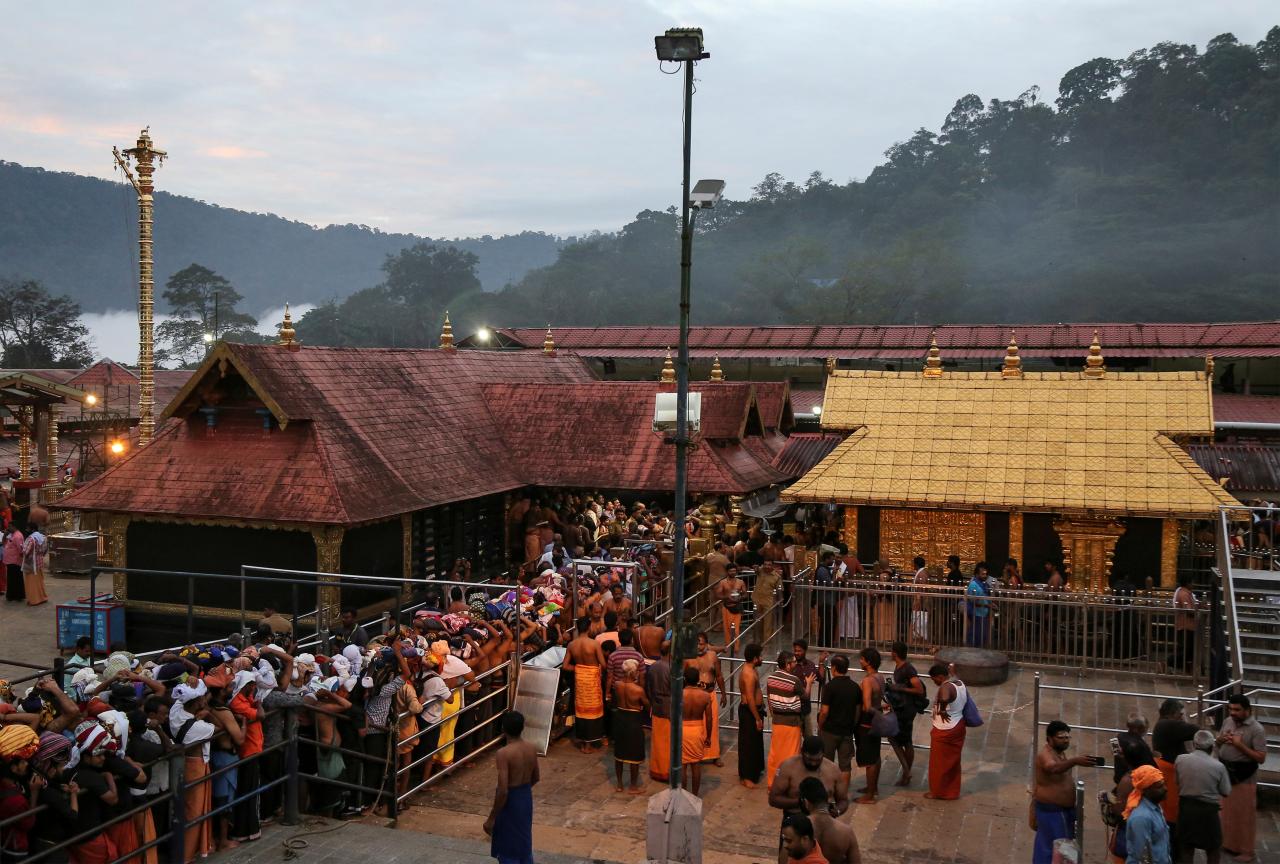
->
[654,26,725,794]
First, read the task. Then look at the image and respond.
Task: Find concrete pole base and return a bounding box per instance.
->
[645,786,703,864]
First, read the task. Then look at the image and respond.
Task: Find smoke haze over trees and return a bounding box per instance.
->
[2,25,1278,349]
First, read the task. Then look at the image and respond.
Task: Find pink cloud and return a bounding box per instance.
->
[201,145,268,160]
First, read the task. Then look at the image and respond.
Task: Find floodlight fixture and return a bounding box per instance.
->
[84,393,98,406]
[109,440,126,456]
[812,405,823,416]
[653,391,702,434]
[475,326,491,343]
[690,179,725,210]
[202,332,215,344]
[655,27,708,62]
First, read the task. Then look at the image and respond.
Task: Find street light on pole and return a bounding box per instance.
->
[653,21,724,800]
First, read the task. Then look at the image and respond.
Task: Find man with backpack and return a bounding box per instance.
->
[884,641,927,787]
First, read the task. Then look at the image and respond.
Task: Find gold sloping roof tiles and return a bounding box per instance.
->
[782,369,1240,518]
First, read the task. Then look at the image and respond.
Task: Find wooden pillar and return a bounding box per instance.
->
[1009,512,1023,568]
[1160,518,1180,587]
[98,513,131,601]
[1052,516,1126,594]
[310,525,344,629]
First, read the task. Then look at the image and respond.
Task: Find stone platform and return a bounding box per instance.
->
[935,646,1011,686]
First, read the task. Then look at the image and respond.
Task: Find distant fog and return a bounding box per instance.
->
[81,304,314,366]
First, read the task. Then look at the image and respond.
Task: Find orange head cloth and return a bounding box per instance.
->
[1124,764,1164,819]
[0,724,40,761]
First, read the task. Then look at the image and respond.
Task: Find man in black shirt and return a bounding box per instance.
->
[885,641,927,786]
[817,654,858,786]
[1151,698,1197,762]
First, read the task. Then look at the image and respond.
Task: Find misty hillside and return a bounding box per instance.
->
[0,161,562,311]
[467,26,1279,330]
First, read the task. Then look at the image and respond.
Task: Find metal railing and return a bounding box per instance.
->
[790,576,1212,682]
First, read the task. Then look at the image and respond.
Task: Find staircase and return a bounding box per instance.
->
[1218,507,1280,785]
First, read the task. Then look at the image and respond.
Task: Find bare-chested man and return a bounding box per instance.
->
[769,736,849,864]
[738,643,765,788]
[1032,721,1097,864]
[799,776,861,864]
[714,564,748,645]
[635,611,665,664]
[604,583,634,626]
[612,660,650,794]
[680,666,714,796]
[586,601,606,638]
[564,616,607,752]
[483,711,540,864]
[685,632,727,767]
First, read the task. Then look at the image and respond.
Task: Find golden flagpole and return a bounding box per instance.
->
[112,129,166,447]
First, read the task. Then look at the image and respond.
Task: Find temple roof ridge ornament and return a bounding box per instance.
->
[661,348,675,384]
[710,356,724,381]
[1001,330,1022,378]
[1083,329,1106,377]
[439,311,455,351]
[923,333,943,378]
[542,325,556,355]
[277,304,300,351]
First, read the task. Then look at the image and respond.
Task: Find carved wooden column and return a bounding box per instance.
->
[98,513,131,600]
[1052,516,1126,594]
[1160,519,1180,587]
[310,525,344,629]
[1009,512,1023,567]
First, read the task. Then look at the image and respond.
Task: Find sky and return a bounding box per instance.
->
[1,2,1274,240]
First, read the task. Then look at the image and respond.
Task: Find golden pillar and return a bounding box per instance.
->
[45,406,59,483]
[1160,518,1180,587]
[98,513,131,600]
[401,513,414,600]
[17,406,32,478]
[1009,512,1023,567]
[1053,516,1126,594]
[311,526,345,629]
[841,506,858,555]
[729,495,744,524]
[113,129,166,447]
[698,496,718,541]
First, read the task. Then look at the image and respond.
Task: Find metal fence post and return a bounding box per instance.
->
[168,751,186,863]
[283,709,300,826]
[387,715,399,822]
[186,576,195,643]
[1074,778,1085,854]
[1031,672,1041,774]
[1195,684,1205,729]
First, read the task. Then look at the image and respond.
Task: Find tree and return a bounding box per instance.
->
[0,279,93,368]
[157,264,257,366]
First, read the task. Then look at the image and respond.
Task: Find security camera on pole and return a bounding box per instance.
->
[646,27,725,864]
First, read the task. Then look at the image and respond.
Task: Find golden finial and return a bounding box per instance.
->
[660,348,675,384]
[277,303,300,351]
[710,356,724,381]
[1205,354,1215,375]
[923,333,943,378]
[1083,330,1106,377]
[1001,330,1022,378]
[542,325,555,355]
[438,311,455,351]
[825,356,835,375]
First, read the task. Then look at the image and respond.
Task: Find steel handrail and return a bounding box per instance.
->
[1218,507,1247,689]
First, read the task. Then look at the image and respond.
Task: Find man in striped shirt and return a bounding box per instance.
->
[606,629,646,702]
[766,652,809,790]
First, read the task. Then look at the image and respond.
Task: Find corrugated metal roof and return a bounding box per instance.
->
[500,322,1280,357]
[772,433,844,479]
[1213,393,1280,425]
[1187,444,1280,493]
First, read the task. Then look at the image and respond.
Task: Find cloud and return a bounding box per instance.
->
[0,2,1273,237]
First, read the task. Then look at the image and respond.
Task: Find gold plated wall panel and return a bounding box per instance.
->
[841,506,858,555]
[311,526,345,629]
[1009,512,1024,568]
[1053,516,1126,594]
[1160,518,1180,587]
[879,508,985,571]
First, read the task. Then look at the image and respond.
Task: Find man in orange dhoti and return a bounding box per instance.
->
[765,653,807,790]
[926,663,967,800]
[680,667,713,796]
[645,646,672,781]
[686,633,726,766]
[565,618,607,752]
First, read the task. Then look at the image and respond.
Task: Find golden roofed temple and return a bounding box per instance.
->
[782,335,1241,592]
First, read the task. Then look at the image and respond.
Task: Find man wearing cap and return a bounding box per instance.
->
[1124,764,1171,864]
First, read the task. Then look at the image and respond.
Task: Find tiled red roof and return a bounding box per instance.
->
[752,381,791,431]
[479,382,788,494]
[1213,393,1280,425]
[791,391,823,417]
[772,433,845,479]
[690,382,756,439]
[60,345,596,525]
[494,322,1280,359]
[67,360,137,386]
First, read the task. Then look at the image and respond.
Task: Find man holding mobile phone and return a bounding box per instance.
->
[1032,720,1099,864]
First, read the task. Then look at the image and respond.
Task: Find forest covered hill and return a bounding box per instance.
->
[2,24,1277,340]
[0,161,562,311]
